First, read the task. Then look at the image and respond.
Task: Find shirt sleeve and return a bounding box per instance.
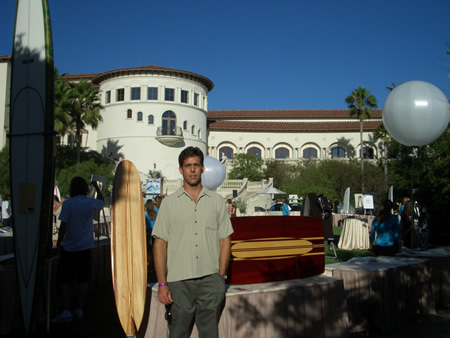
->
[369,221,377,243]
[59,202,69,223]
[94,199,104,210]
[218,199,234,239]
[392,216,401,243]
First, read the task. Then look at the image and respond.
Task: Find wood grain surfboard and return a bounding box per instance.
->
[10,0,55,334]
[111,160,147,337]
[227,216,325,284]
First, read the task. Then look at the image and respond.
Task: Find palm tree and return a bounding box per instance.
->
[54,69,73,139]
[345,86,378,192]
[373,123,390,187]
[66,79,104,163]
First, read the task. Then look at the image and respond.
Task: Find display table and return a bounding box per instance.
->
[332,213,346,227]
[397,246,450,307]
[144,275,349,337]
[337,218,371,250]
[324,256,435,333]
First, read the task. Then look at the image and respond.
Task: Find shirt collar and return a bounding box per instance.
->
[176,186,212,200]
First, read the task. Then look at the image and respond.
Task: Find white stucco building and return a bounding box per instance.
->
[0,58,383,181]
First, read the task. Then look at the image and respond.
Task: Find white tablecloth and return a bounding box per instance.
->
[397,246,450,307]
[338,218,370,250]
[144,276,349,337]
[325,256,435,333]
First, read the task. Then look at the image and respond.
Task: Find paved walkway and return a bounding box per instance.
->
[350,307,450,337]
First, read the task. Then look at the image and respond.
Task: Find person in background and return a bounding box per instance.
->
[231,201,237,217]
[1,194,11,227]
[401,200,420,248]
[154,195,162,214]
[333,197,340,214]
[53,195,63,246]
[399,197,410,214]
[152,146,233,338]
[226,199,236,217]
[51,177,104,323]
[282,197,291,216]
[369,200,401,256]
[145,199,157,265]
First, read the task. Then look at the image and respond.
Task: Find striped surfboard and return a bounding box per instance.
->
[227,216,325,284]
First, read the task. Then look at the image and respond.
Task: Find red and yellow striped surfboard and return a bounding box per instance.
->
[227,216,324,284]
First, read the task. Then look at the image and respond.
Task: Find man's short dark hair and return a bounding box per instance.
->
[69,176,89,197]
[178,147,204,167]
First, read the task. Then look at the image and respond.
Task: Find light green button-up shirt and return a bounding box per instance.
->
[152,187,234,282]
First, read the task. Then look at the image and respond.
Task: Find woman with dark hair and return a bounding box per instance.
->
[369,200,401,256]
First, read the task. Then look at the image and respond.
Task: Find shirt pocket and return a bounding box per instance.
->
[200,212,218,231]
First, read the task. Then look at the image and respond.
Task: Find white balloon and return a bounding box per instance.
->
[382,81,450,146]
[201,156,226,190]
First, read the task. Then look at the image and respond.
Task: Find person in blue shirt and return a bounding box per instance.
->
[281,198,290,216]
[52,177,104,323]
[145,199,157,266]
[370,200,401,256]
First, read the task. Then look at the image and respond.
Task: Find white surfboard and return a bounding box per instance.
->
[10,0,55,334]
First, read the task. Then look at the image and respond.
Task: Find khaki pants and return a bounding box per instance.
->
[168,273,225,338]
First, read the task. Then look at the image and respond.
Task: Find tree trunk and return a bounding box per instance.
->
[360,120,364,193]
[384,141,388,188]
[76,119,82,164]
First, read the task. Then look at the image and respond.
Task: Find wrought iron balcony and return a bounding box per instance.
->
[155,126,184,146]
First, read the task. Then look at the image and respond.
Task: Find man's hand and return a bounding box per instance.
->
[157,286,173,305]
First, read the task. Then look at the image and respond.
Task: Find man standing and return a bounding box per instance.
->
[51,177,104,323]
[282,197,291,216]
[152,147,233,338]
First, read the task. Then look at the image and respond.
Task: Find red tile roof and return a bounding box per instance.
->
[207,120,382,132]
[63,73,99,81]
[208,109,383,119]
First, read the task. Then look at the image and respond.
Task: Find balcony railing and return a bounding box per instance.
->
[156,126,184,146]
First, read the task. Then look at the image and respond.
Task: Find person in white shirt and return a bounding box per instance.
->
[1,194,11,227]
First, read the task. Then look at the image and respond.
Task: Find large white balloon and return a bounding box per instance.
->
[201,156,226,190]
[382,81,449,146]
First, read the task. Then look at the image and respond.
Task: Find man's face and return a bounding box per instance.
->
[179,156,204,187]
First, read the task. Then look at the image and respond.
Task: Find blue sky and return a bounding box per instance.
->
[1,0,449,110]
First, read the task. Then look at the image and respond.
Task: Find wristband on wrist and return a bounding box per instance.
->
[158,283,168,288]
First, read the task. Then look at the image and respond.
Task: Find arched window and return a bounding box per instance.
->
[148,115,154,125]
[275,147,289,159]
[247,147,261,159]
[183,121,188,130]
[137,111,143,121]
[198,129,202,139]
[219,147,233,160]
[127,109,132,119]
[162,111,177,135]
[331,147,346,158]
[191,125,196,134]
[303,147,317,158]
[360,146,374,159]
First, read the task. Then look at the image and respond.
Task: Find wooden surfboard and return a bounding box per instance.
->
[111,160,147,337]
[10,0,55,335]
[227,216,325,284]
